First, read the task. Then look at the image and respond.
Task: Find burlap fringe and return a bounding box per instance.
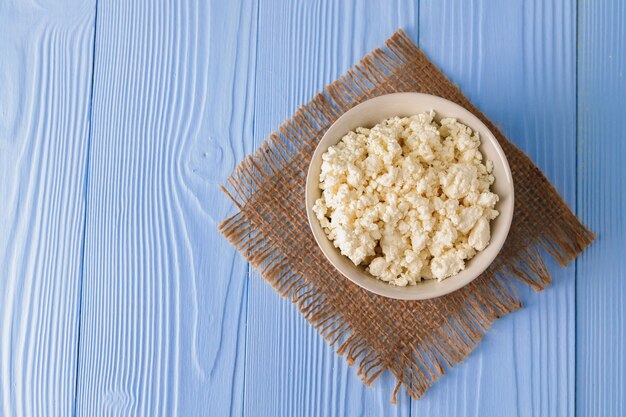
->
[219,29,594,402]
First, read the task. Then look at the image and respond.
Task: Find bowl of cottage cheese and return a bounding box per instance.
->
[306,93,514,300]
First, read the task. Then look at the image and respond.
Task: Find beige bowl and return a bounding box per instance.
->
[305,93,514,300]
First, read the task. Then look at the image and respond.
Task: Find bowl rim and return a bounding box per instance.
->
[305,92,514,300]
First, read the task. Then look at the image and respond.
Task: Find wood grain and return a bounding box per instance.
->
[244,1,417,416]
[577,1,626,415]
[73,1,256,415]
[0,2,95,416]
[0,0,614,415]
[413,1,577,416]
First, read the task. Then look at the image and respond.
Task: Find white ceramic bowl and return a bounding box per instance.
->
[306,93,514,300]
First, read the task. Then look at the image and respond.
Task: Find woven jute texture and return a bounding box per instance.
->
[219,30,594,402]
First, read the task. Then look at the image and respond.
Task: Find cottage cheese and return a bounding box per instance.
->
[313,111,499,286]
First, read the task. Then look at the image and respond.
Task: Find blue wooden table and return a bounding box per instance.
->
[0,0,624,416]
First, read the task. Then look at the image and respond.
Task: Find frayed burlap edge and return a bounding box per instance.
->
[218,29,594,402]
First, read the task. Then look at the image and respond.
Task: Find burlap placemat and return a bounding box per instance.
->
[219,29,594,402]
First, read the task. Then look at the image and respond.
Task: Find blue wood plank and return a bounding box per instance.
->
[0,1,96,416]
[243,1,417,416]
[413,1,577,416]
[73,1,256,415]
[577,1,626,415]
